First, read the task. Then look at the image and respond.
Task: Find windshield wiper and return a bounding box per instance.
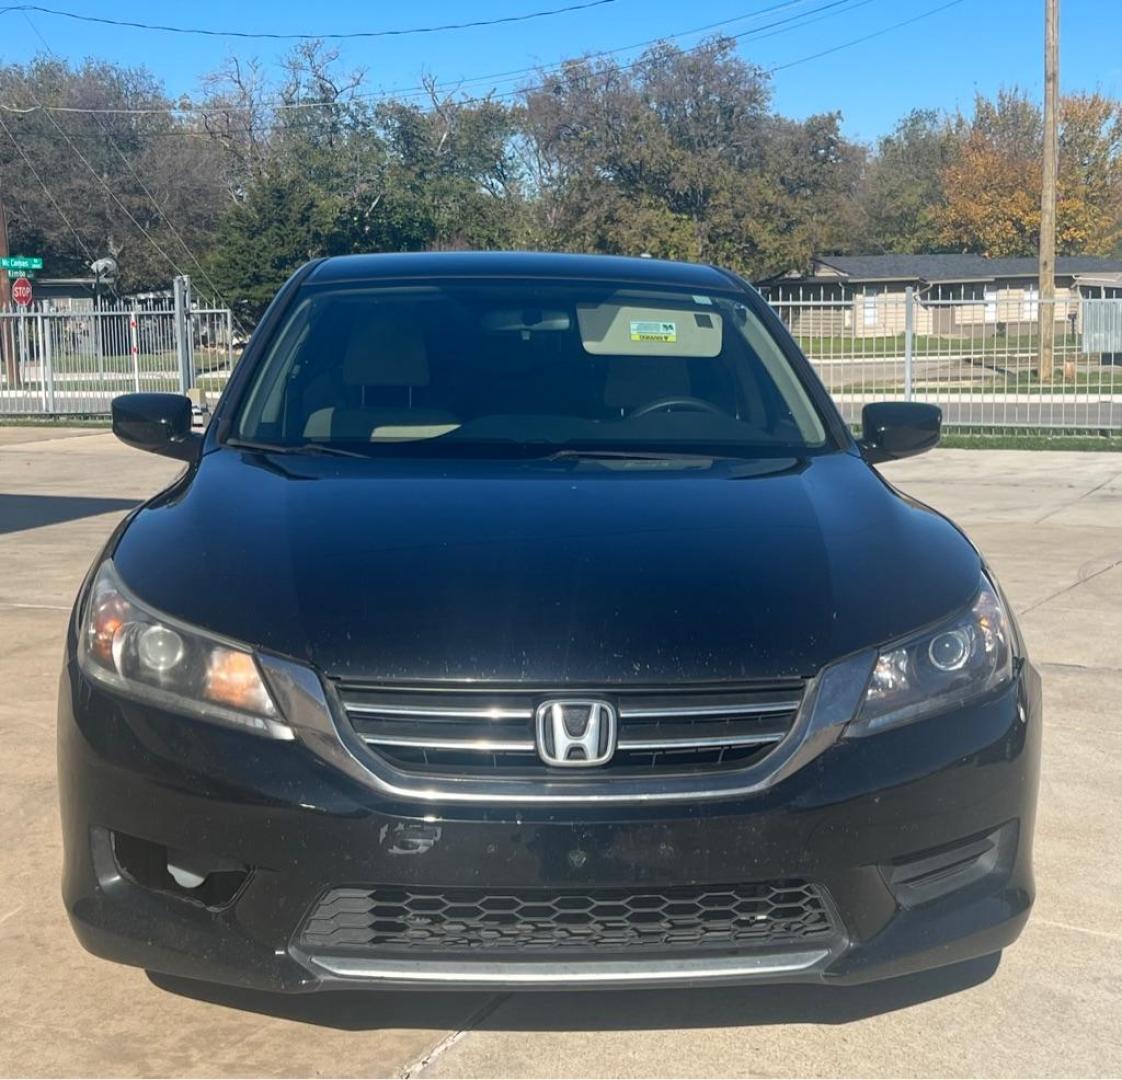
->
[225,438,370,459]
[542,448,744,462]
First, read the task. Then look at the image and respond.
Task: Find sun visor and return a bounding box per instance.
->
[577,303,723,357]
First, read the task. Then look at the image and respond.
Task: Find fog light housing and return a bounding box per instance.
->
[110,831,250,909]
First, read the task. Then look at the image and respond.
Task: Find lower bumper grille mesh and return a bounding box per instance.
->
[299,881,836,954]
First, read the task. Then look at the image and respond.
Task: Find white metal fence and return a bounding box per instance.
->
[765,287,1122,434]
[0,280,236,417]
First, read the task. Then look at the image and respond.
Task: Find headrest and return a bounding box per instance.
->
[603,357,691,409]
[343,314,430,387]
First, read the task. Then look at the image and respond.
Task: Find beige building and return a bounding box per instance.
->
[761,254,1122,339]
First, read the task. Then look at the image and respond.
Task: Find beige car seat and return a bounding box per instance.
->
[304,315,457,440]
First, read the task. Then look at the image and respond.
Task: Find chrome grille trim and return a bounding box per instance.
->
[344,703,532,720]
[356,730,786,753]
[362,734,537,752]
[339,683,804,775]
[295,947,834,986]
[263,650,878,804]
[617,729,787,751]
[618,700,800,718]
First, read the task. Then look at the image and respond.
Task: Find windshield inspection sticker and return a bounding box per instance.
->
[629,319,677,343]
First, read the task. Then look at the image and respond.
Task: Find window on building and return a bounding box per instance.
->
[862,285,882,327]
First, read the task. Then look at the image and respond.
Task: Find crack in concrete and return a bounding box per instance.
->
[1035,918,1122,944]
[1018,552,1122,615]
[1032,469,1122,525]
[397,995,510,1079]
[1039,660,1122,674]
[0,601,71,612]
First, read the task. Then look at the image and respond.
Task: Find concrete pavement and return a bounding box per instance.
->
[0,429,1120,1077]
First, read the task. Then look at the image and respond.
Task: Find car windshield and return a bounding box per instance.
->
[231,281,830,458]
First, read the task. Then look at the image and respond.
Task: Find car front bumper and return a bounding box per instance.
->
[59,657,1041,991]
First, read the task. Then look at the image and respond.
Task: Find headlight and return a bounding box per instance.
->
[845,575,1014,737]
[78,560,293,739]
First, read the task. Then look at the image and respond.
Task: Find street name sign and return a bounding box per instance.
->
[0,256,44,272]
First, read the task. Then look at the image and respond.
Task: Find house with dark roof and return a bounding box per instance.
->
[760,254,1122,339]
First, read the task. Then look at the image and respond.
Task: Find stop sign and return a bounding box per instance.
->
[11,277,32,307]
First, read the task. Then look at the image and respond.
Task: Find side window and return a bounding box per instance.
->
[862,286,882,328]
[236,300,313,436]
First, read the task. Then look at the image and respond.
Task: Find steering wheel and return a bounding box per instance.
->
[629,396,730,419]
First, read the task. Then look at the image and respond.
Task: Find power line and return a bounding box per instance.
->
[370,0,822,101]
[767,0,967,72]
[0,110,94,261]
[91,120,249,323]
[18,8,242,320]
[0,0,963,141]
[454,0,959,105]
[0,0,621,40]
[27,86,192,281]
[383,0,875,107]
[0,0,861,117]
[0,0,820,114]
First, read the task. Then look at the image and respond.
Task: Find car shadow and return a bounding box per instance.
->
[0,493,139,535]
[148,952,1000,1032]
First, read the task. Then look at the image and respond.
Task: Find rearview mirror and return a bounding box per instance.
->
[860,402,941,464]
[112,393,201,462]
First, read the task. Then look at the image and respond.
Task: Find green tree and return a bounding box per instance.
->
[345,94,526,253]
[860,109,961,252]
[207,164,333,323]
[934,89,1122,257]
[0,56,227,291]
[520,38,862,278]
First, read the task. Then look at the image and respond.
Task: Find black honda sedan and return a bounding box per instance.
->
[59,252,1039,991]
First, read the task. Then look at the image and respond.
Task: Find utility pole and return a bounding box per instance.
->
[1037,0,1059,380]
[0,180,15,386]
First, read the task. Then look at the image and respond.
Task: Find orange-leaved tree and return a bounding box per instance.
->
[935,89,1122,256]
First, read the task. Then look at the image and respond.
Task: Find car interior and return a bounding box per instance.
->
[238,286,826,449]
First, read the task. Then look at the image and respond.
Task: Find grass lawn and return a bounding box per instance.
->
[939,433,1122,451]
[833,368,1122,395]
[13,351,234,377]
[0,415,111,427]
[798,331,1083,358]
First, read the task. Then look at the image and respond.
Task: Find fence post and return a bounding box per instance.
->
[904,285,915,401]
[173,276,193,393]
[35,309,46,411]
[128,302,141,392]
[225,308,234,374]
[17,309,27,397]
[42,311,55,413]
[184,275,196,389]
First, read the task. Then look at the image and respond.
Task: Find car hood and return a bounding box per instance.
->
[112,447,980,684]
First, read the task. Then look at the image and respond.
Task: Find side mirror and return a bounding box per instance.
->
[860,402,941,464]
[112,393,201,462]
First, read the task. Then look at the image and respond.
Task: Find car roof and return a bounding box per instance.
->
[304,251,737,291]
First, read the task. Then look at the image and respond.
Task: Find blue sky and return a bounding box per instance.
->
[1,0,1119,143]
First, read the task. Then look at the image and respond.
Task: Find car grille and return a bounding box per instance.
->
[335,682,804,777]
[298,881,836,955]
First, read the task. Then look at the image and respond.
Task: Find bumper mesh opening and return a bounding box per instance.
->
[299,881,838,955]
